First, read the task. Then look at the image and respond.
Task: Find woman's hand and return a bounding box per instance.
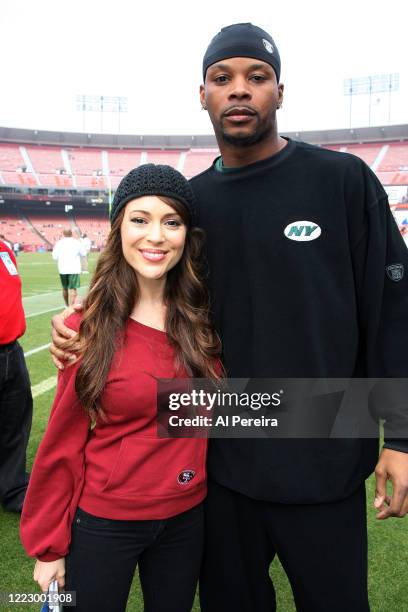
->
[33,558,65,592]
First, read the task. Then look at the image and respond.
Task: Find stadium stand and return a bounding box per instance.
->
[0,144,37,186]
[73,213,110,249]
[144,149,182,168]
[107,149,183,187]
[66,148,107,189]
[378,143,408,172]
[25,212,72,246]
[341,143,383,167]
[375,143,408,186]
[1,171,37,187]
[0,212,35,245]
[1,141,407,188]
[1,125,407,250]
[0,144,25,170]
[108,149,142,175]
[24,145,74,189]
[183,149,219,178]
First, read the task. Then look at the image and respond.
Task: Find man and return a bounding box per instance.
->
[50,23,408,612]
[193,23,408,611]
[52,229,86,306]
[0,233,12,250]
[79,233,91,274]
[0,238,32,512]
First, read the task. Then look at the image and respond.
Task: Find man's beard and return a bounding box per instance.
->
[219,114,274,147]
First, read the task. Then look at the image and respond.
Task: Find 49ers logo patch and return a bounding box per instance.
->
[178,470,196,485]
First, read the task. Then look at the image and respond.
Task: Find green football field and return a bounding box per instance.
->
[0,251,407,611]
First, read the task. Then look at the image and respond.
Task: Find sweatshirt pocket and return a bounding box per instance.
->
[102,436,207,498]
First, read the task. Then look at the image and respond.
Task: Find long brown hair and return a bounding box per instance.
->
[64,196,222,418]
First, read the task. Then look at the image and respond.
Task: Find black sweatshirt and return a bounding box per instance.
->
[190,138,408,503]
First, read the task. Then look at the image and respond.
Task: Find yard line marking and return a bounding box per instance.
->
[31,376,57,398]
[23,285,89,317]
[25,306,63,319]
[18,262,55,266]
[23,286,90,301]
[24,343,50,357]
[23,285,89,302]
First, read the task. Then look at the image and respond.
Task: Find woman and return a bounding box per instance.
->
[20,164,222,612]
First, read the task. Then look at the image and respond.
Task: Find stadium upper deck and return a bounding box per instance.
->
[1,139,408,189]
[1,124,407,190]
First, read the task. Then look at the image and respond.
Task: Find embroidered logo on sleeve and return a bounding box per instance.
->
[0,252,18,275]
[284,221,322,242]
[386,263,404,282]
[177,469,196,485]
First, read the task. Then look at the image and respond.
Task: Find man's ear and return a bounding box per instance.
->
[199,84,206,110]
[278,82,284,107]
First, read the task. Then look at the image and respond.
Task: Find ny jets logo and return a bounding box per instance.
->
[284,221,322,242]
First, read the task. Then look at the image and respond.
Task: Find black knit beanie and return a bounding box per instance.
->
[202,23,281,82]
[110,164,195,225]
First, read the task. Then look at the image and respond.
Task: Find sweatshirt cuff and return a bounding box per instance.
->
[37,552,64,562]
[383,439,408,453]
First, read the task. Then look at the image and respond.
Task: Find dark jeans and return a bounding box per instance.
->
[0,341,32,511]
[65,503,204,612]
[200,480,370,612]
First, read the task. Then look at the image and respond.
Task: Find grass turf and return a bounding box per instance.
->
[0,251,406,611]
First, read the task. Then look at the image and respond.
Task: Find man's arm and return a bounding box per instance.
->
[349,160,408,519]
[51,242,59,260]
[49,304,83,369]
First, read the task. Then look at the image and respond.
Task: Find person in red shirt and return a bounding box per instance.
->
[20,164,222,612]
[0,239,32,512]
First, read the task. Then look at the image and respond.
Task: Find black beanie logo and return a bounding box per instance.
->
[262,39,274,54]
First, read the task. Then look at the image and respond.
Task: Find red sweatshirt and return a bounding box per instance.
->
[20,313,207,561]
[0,241,25,343]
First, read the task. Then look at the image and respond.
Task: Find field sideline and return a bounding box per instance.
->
[0,251,407,611]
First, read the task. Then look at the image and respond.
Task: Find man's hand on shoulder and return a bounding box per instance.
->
[374,448,408,519]
[50,301,83,370]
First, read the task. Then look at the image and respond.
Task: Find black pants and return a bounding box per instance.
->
[200,480,369,612]
[0,341,32,511]
[65,503,204,612]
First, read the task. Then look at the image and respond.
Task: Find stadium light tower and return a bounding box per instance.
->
[343,73,399,128]
[76,95,128,133]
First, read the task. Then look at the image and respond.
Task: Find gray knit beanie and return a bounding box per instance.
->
[110,164,195,225]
